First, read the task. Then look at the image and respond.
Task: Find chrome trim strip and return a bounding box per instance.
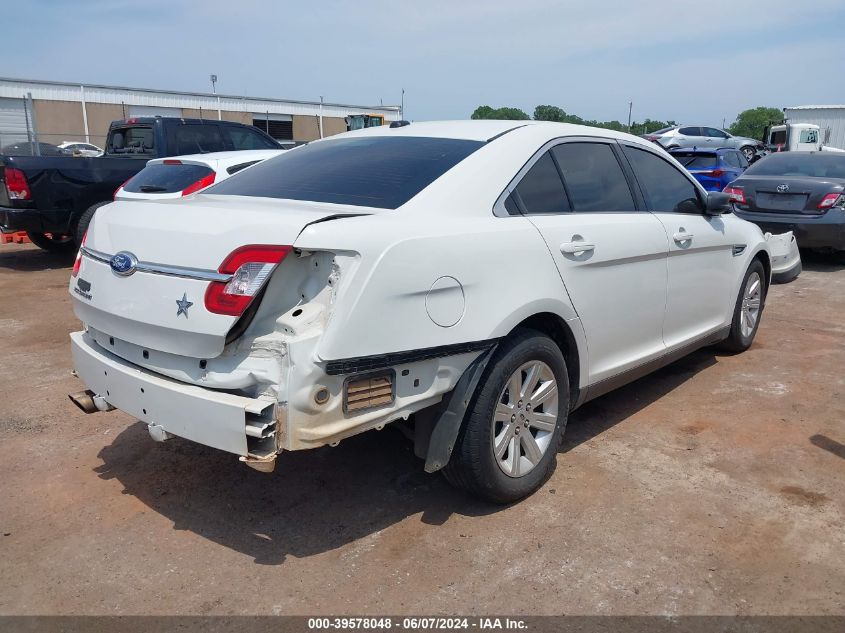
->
[80,247,232,282]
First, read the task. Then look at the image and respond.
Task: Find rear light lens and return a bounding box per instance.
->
[182,171,216,196]
[818,193,845,209]
[700,169,724,178]
[723,186,746,204]
[205,245,292,316]
[114,177,132,200]
[5,167,31,200]
[71,231,87,278]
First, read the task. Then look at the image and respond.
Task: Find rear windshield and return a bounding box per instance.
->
[107,126,155,155]
[206,136,485,209]
[745,153,845,179]
[123,163,214,194]
[671,153,718,168]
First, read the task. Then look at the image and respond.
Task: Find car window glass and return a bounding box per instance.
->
[208,136,484,209]
[679,127,700,136]
[552,143,635,212]
[737,152,749,168]
[723,153,739,167]
[168,124,226,154]
[513,151,569,214]
[624,146,702,213]
[706,128,728,138]
[224,126,279,150]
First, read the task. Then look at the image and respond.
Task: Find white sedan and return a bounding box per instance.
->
[114,149,284,201]
[68,121,771,503]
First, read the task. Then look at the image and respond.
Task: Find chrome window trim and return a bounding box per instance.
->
[492,135,626,217]
[80,247,232,282]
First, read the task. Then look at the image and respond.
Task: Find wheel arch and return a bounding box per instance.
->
[752,248,772,287]
[508,312,583,410]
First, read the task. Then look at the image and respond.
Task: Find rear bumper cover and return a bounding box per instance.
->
[734,208,845,250]
[0,205,73,234]
[71,330,275,457]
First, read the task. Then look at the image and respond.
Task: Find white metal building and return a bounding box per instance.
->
[0,76,401,148]
[783,105,845,150]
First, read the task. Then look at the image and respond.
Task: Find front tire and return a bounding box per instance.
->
[443,329,569,504]
[741,145,756,162]
[26,231,75,254]
[719,260,767,353]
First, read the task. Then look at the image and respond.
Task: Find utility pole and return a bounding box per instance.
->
[319,96,324,139]
[627,101,633,133]
[401,88,405,120]
[210,74,221,120]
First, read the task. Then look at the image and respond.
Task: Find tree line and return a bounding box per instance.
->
[470,104,783,140]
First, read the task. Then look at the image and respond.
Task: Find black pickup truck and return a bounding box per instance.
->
[0,117,280,252]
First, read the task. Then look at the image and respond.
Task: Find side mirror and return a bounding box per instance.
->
[705,191,731,216]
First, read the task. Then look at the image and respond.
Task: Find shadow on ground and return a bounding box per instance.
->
[95,348,720,565]
[799,248,845,273]
[0,244,73,272]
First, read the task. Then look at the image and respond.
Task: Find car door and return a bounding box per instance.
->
[704,127,731,147]
[502,139,669,384]
[677,126,707,148]
[621,144,736,349]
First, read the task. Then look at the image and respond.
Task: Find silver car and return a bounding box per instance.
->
[642,126,763,161]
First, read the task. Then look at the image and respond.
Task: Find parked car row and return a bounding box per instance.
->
[0,117,282,249]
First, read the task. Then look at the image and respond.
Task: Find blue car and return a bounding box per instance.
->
[668,147,748,191]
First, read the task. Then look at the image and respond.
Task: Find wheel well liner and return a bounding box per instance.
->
[511,312,581,409]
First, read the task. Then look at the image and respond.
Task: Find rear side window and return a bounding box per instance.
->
[167,124,226,155]
[513,152,569,214]
[723,152,741,168]
[679,127,701,136]
[552,143,636,212]
[224,126,279,150]
[108,126,155,155]
[123,163,214,194]
[672,153,718,168]
[624,146,702,213]
[206,136,484,209]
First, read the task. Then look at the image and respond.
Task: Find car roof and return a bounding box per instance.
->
[327,119,655,143]
[148,149,284,168]
[669,147,737,154]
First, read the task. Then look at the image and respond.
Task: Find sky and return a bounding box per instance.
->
[10,0,845,126]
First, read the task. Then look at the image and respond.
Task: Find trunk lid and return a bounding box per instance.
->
[71,194,370,358]
[733,175,843,214]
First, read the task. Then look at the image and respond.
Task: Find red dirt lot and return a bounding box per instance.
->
[0,242,842,615]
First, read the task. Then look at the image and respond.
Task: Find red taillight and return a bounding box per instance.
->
[182,172,216,196]
[645,135,659,141]
[5,167,31,200]
[114,177,132,200]
[818,193,845,210]
[723,186,746,204]
[204,245,292,316]
[700,169,725,178]
[71,231,87,278]
[163,159,182,165]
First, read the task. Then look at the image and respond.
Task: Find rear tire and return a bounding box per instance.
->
[443,329,569,504]
[26,231,75,254]
[74,201,110,246]
[719,260,767,353]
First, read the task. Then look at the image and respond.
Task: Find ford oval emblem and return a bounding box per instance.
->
[109,251,138,277]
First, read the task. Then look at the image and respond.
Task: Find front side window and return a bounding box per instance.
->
[168,124,226,155]
[207,136,483,209]
[225,126,280,150]
[624,146,702,213]
[705,127,729,138]
[512,152,569,214]
[552,143,636,212]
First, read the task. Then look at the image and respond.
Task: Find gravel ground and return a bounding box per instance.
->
[0,242,842,616]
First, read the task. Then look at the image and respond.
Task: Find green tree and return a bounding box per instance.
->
[728,107,783,140]
[471,105,530,120]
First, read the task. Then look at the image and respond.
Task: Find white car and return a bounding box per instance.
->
[115,150,284,200]
[68,121,771,503]
[58,141,104,157]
